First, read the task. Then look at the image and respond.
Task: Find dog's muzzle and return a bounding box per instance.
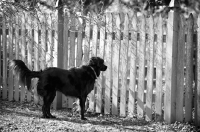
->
[101,65,107,71]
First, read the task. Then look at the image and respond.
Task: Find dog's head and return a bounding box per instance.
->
[88,57,107,76]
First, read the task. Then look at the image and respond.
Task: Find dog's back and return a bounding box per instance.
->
[37,66,95,98]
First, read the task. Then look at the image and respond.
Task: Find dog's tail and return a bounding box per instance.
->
[10,60,41,91]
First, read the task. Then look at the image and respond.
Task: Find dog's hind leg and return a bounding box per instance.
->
[46,92,56,118]
[42,91,56,118]
[79,96,87,120]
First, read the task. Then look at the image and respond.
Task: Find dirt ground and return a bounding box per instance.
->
[0,99,198,132]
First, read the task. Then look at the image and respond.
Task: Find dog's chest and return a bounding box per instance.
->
[84,80,95,95]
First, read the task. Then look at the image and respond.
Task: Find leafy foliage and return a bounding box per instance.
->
[120,0,200,16]
[1,0,200,18]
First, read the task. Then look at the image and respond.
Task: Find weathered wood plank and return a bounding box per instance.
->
[155,14,163,121]
[146,15,154,121]
[33,16,39,104]
[112,13,120,115]
[137,15,146,118]
[0,21,2,98]
[76,19,83,67]
[27,15,33,102]
[14,15,20,101]
[63,12,69,70]
[185,14,194,122]
[96,15,105,113]
[195,13,200,127]
[53,9,62,109]
[175,15,185,122]
[8,17,14,101]
[2,16,7,100]
[120,14,129,117]
[164,0,179,123]
[128,13,137,117]
[83,16,91,64]
[62,11,69,108]
[104,13,112,115]
[20,14,26,102]
[88,15,98,112]
[41,16,46,70]
[46,15,53,67]
[68,14,76,108]
[49,14,54,67]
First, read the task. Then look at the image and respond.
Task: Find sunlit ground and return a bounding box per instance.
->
[0,99,198,132]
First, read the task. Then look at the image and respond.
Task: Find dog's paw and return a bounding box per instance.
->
[81,117,87,120]
[41,115,50,119]
[49,115,56,118]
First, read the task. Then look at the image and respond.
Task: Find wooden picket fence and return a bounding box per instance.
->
[0,9,200,126]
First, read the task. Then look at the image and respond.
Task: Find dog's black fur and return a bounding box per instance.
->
[10,57,107,120]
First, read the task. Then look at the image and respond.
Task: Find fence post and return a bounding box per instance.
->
[196,14,200,127]
[164,0,180,123]
[176,15,185,122]
[53,5,63,109]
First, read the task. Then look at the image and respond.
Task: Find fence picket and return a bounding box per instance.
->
[0,22,2,98]
[120,14,129,117]
[41,16,46,70]
[196,13,200,127]
[52,17,59,107]
[46,15,53,67]
[62,11,69,108]
[53,12,62,109]
[27,15,33,102]
[33,17,39,104]
[155,14,163,121]
[76,19,83,67]
[83,15,91,111]
[50,16,54,67]
[185,14,194,122]
[164,1,179,122]
[146,15,154,121]
[20,14,26,102]
[176,15,185,122]
[104,13,112,115]
[83,16,91,63]
[68,14,76,108]
[112,14,120,115]
[2,16,8,100]
[14,15,20,101]
[137,15,146,118]
[96,15,105,113]
[8,17,14,101]
[128,13,137,117]
[88,15,98,112]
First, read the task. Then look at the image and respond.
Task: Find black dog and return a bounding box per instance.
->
[10,57,107,120]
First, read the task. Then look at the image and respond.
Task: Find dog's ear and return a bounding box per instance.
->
[89,57,97,65]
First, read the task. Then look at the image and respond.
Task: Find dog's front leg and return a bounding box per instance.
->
[79,97,87,120]
[42,105,48,118]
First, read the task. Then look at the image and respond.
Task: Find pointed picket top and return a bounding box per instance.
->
[169,0,180,8]
[188,13,194,27]
[131,13,137,31]
[116,13,121,30]
[124,13,129,33]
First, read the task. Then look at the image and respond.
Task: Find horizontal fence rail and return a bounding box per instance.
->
[0,10,199,126]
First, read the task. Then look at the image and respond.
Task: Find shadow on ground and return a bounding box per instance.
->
[0,99,198,132]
